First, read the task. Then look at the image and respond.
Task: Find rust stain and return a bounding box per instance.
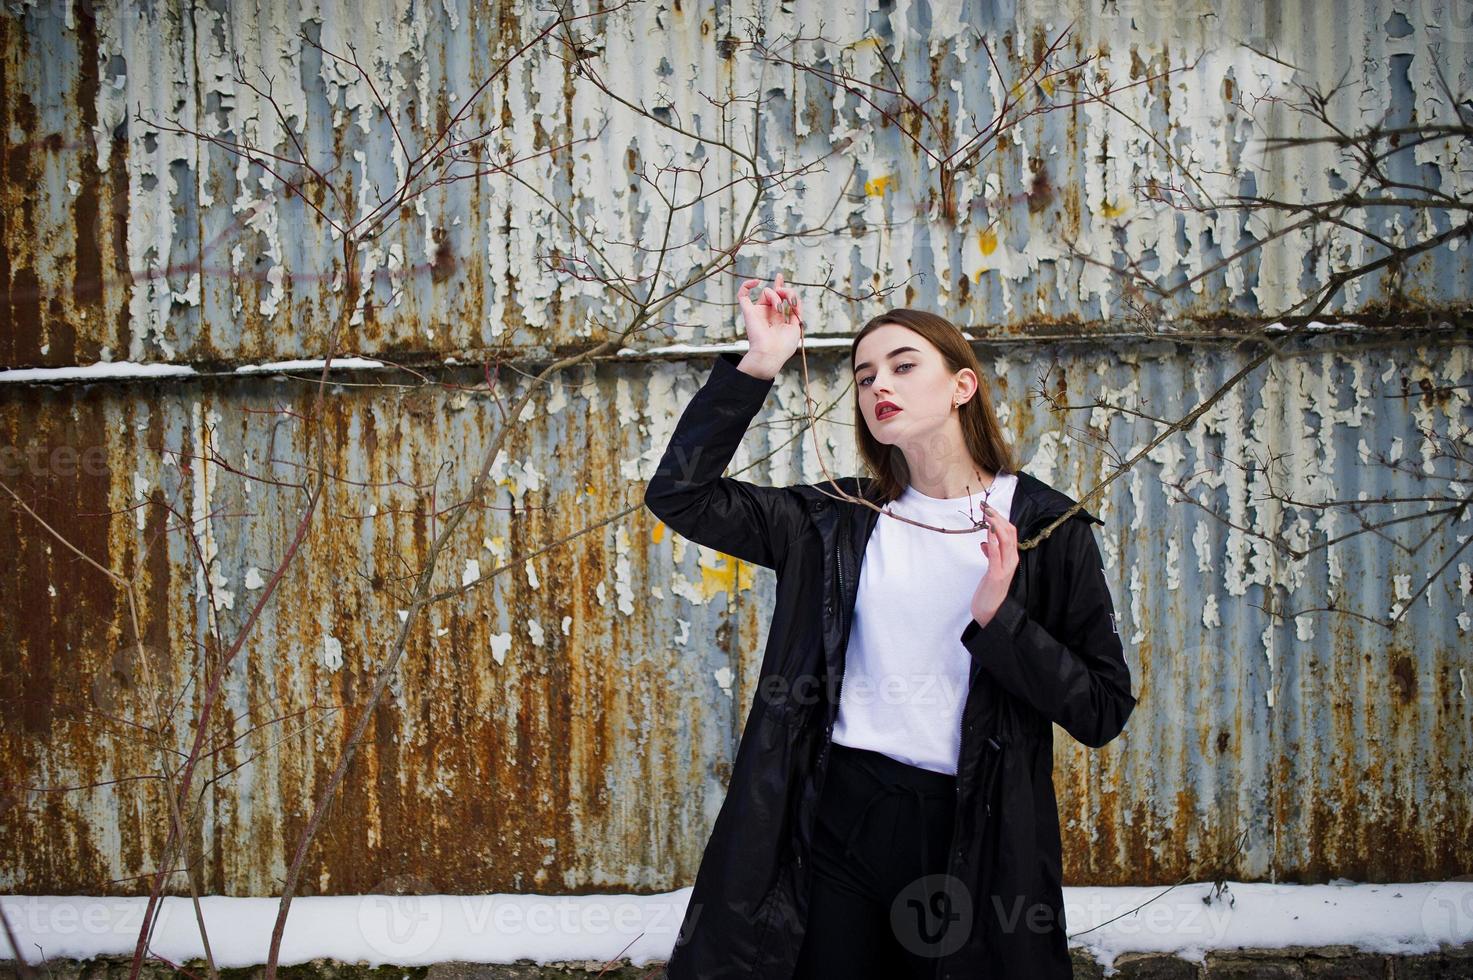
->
[70,2,102,323]
[430,226,455,284]
[1026,156,1052,215]
[1391,651,1416,704]
[1,24,42,365]
[0,385,122,891]
[1159,42,1171,116]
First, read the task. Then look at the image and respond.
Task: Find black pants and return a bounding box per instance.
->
[794,741,965,979]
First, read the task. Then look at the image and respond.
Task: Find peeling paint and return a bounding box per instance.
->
[323,634,343,672]
[490,632,512,666]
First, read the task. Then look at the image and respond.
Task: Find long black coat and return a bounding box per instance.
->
[643,352,1137,979]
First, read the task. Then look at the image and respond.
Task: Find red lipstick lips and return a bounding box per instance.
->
[876,401,901,420]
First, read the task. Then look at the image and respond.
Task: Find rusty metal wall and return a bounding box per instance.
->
[2,336,1469,895]
[1,0,1471,895]
[2,362,745,897]
[3,0,1470,368]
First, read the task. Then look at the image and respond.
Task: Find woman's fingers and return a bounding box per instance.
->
[738,276,798,320]
[982,505,1015,547]
[980,531,999,573]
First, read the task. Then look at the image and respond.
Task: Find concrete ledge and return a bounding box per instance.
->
[1071,944,1473,979]
[5,947,1472,980]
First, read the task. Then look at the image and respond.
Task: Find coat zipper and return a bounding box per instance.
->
[833,507,848,724]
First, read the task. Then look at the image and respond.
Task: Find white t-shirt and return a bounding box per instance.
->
[831,472,1020,775]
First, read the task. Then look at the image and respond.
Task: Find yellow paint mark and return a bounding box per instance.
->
[864,174,893,197]
[651,521,665,545]
[584,482,595,495]
[1100,199,1128,219]
[697,552,756,598]
[699,556,735,599]
[736,557,756,592]
[1040,76,1055,97]
[978,228,998,256]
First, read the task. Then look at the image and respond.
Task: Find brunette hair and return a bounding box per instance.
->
[849,308,1018,504]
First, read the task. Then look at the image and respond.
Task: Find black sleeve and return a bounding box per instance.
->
[959,516,1137,748]
[643,352,812,570]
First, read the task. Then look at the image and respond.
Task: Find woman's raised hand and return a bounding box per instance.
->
[970,502,1020,627]
[737,274,803,373]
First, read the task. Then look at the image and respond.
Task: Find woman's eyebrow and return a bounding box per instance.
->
[853,346,921,373]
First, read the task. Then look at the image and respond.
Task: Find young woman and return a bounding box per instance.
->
[644,274,1136,979]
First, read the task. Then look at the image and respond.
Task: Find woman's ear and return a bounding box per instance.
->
[955,368,980,404]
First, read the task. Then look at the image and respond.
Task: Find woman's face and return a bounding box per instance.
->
[852,323,975,452]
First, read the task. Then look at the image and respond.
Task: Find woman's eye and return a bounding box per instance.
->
[858,364,912,386]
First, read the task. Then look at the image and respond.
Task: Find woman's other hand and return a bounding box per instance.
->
[970,502,1019,627]
[736,274,802,378]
